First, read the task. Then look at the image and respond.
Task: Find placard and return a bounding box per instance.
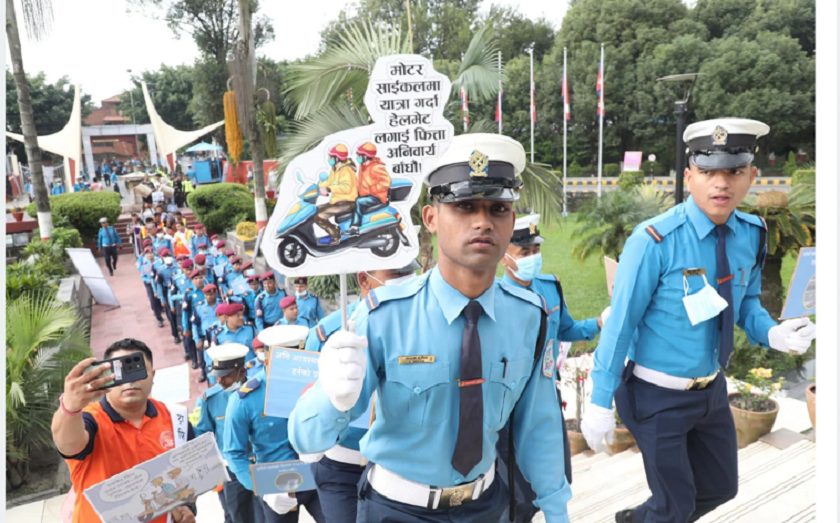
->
[262,55,454,277]
[623,152,642,172]
[779,247,816,319]
[231,276,250,296]
[250,460,316,497]
[264,347,374,430]
[604,256,618,298]
[66,248,120,307]
[213,263,227,279]
[84,434,228,523]
[151,363,191,404]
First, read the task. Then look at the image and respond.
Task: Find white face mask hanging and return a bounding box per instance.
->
[682,273,729,326]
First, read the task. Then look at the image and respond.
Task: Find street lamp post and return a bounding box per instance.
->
[656,73,704,205]
[127,69,140,165]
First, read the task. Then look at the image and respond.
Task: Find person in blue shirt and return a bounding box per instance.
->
[244,338,266,379]
[138,246,164,328]
[223,256,246,298]
[192,284,223,384]
[496,214,611,523]
[51,179,66,195]
[154,249,182,344]
[73,181,84,192]
[277,296,311,327]
[235,274,262,325]
[190,224,210,258]
[171,259,198,368]
[288,134,572,522]
[152,228,172,255]
[224,325,326,523]
[110,170,120,195]
[292,278,325,328]
[254,272,287,331]
[581,119,817,523]
[302,261,420,523]
[182,271,208,379]
[97,217,123,277]
[211,303,257,356]
[195,343,259,523]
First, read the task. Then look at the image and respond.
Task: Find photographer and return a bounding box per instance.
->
[52,339,197,523]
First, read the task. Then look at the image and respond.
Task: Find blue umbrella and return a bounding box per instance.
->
[185,142,223,153]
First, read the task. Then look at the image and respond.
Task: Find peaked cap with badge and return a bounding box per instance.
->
[684,118,769,171]
[258,325,309,350]
[510,214,545,247]
[425,133,525,202]
[206,343,250,378]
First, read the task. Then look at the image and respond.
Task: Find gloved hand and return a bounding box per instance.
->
[580,403,616,454]
[318,330,368,412]
[769,318,816,356]
[263,493,297,514]
[598,306,612,329]
[298,452,325,464]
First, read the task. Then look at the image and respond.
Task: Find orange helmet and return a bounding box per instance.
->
[328,144,349,161]
[356,142,377,158]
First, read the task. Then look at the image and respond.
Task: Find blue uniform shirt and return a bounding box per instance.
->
[289,268,572,522]
[97,226,122,250]
[245,357,264,379]
[190,234,211,257]
[212,324,257,355]
[278,316,310,327]
[152,238,172,254]
[255,289,287,330]
[591,196,775,409]
[182,288,206,334]
[138,256,159,285]
[223,371,297,492]
[193,300,222,343]
[154,264,178,298]
[194,384,235,444]
[295,293,325,328]
[51,185,66,195]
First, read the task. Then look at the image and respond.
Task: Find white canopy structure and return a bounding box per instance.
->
[141,81,225,172]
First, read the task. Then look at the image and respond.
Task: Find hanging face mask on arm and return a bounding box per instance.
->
[505,253,543,282]
[682,274,729,326]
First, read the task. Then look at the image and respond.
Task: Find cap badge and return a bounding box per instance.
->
[529,223,537,235]
[712,126,728,146]
[469,150,489,177]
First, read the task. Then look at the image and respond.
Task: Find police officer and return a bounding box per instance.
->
[224,325,326,523]
[289,133,572,522]
[193,284,224,383]
[277,296,311,327]
[239,275,262,325]
[245,338,266,378]
[195,343,254,523]
[152,227,172,254]
[496,213,612,523]
[255,272,287,331]
[581,119,817,523]
[173,259,199,367]
[97,217,122,277]
[224,257,246,298]
[155,249,183,345]
[303,261,420,523]
[292,278,324,328]
[182,271,208,380]
[211,303,257,355]
[190,224,210,257]
[138,246,165,328]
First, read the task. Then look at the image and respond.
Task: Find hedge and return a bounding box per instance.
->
[618,170,645,190]
[792,169,815,187]
[603,163,620,177]
[26,191,121,241]
[641,160,666,177]
[186,183,255,234]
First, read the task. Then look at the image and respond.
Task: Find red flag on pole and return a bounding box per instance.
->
[563,62,570,122]
[596,55,604,119]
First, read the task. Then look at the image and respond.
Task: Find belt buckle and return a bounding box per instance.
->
[437,481,478,509]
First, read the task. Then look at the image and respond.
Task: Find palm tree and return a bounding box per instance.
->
[6,0,55,240]
[278,20,564,270]
[6,295,90,489]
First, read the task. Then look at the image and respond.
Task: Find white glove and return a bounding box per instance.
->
[263,493,297,514]
[318,330,368,412]
[580,403,616,454]
[298,452,325,464]
[769,318,816,356]
[600,306,612,328]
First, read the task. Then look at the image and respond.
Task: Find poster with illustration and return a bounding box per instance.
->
[250,460,316,497]
[780,246,816,320]
[262,55,454,277]
[84,434,228,523]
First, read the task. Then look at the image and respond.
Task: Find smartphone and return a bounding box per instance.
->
[82,352,148,390]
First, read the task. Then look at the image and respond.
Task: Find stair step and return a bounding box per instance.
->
[573,448,638,480]
[572,451,596,465]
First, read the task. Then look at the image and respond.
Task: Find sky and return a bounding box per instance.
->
[7,0,570,104]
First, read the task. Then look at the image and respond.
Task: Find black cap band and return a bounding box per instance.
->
[687,134,756,153]
[427,161,515,187]
[212,357,246,371]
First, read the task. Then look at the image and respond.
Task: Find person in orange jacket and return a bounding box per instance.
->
[348,142,391,236]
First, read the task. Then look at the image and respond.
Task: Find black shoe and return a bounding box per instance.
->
[109,270,113,276]
[174,336,182,344]
[158,320,164,328]
[191,361,199,370]
[616,509,636,523]
[198,374,207,383]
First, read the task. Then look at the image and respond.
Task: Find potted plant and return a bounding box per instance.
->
[560,343,593,455]
[729,367,783,448]
[806,377,815,430]
[607,409,636,455]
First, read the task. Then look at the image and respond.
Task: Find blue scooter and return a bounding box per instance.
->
[275,172,413,268]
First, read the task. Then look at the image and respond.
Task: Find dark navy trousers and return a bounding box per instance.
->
[144,282,163,321]
[223,468,265,523]
[261,489,325,523]
[615,367,739,523]
[312,456,365,523]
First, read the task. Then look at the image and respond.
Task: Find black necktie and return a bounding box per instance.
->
[452,300,484,476]
[715,225,734,369]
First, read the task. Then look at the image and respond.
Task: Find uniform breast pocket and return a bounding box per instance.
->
[732,266,752,311]
[384,362,451,428]
[484,358,532,430]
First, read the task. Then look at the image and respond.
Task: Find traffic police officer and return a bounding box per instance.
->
[154,249,182,345]
[497,214,612,523]
[138,246,165,328]
[292,278,325,328]
[581,119,817,523]
[289,133,572,522]
[193,284,223,383]
[303,261,420,523]
[245,338,266,378]
[224,257,246,298]
[239,275,262,324]
[224,325,326,523]
[255,272,287,331]
[190,224,209,257]
[278,296,311,327]
[195,343,254,522]
[182,271,208,381]
[173,259,199,366]
[97,217,122,277]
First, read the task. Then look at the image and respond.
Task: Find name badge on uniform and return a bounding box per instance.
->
[542,340,555,378]
[683,268,706,277]
[398,355,435,365]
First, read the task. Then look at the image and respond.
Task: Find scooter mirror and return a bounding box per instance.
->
[318,171,329,182]
[295,171,305,184]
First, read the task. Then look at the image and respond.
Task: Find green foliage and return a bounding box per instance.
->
[782,151,799,177]
[26,192,121,241]
[641,160,666,177]
[739,187,815,258]
[792,169,815,187]
[236,221,257,239]
[727,326,811,382]
[568,160,583,178]
[187,183,255,234]
[5,262,57,302]
[618,170,645,190]
[309,275,360,301]
[731,365,786,412]
[6,295,91,488]
[123,65,197,132]
[603,163,620,177]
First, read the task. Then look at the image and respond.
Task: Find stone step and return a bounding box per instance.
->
[573,448,639,482]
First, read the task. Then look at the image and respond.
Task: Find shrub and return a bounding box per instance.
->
[266,199,277,218]
[309,274,360,301]
[236,221,257,238]
[568,160,582,178]
[641,160,666,177]
[792,169,815,187]
[782,151,799,177]
[603,163,620,177]
[26,192,121,241]
[618,170,644,190]
[187,183,256,234]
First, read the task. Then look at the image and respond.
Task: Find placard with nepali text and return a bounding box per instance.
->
[780,247,816,320]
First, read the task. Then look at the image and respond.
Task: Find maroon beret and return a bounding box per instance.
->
[280,296,297,309]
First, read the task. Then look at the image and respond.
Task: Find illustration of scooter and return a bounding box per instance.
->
[275,172,413,268]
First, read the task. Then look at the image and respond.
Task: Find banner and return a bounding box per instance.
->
[780,247,816,319]
[151,363,191,404]
[66,248,120,307]
[250,460,316,497]
[623,152,642,172]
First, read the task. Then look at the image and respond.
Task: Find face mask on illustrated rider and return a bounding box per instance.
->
[357,156,366,164]
[505,253,543,282]
[328,158,337,167]
[257,352,266,362]
[385,274,416,286]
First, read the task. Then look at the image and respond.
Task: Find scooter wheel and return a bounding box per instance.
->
[371,230,399,258]
[278,237,307,268]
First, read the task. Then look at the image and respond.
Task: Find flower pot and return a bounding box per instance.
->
[606,426,636,455]
[11,211,24,222]
[266,189,276,199]
[565,419,590,456]
[729,392,779,449]
[806,383,816,430]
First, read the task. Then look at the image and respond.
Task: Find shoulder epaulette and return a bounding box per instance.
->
[534,273,559,283]
[365,272,428,312]
[638,211,686,244]
[205,384,222,399]
[733,209,767,229]
[315,324,327,342]
[246,361,255,369]
[238,377,262,398]
[498,279,544,310]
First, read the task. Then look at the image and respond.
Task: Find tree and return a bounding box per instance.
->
[691,0,757,40]
[6,0,55,240]
[737,0,816,55]
[480,5,556,62]
[122,65,197,131]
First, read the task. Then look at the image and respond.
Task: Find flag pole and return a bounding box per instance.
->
[529,46,535,164]
[597,43,604,199]
[563,46,568,218]
[498,50,503,134]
